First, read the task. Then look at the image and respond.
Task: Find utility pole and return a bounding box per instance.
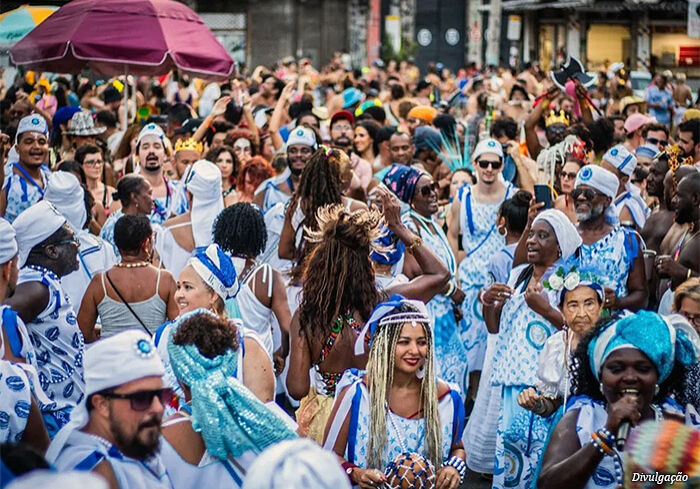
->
[485,0,502,67]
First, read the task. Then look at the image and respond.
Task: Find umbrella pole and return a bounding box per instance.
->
[132,75,137,123]
[123,65,129,129]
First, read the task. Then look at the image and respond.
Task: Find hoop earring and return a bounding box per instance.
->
[497,225,506,236]
[416,365,425,379]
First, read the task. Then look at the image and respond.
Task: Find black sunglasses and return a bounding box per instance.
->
[42,237,80,249]
[645,137,668,148]
[418,182,438,197]
[101,388,174,411]
[477,159,502,170]
[571,187,604,201]
[560,171,578,180]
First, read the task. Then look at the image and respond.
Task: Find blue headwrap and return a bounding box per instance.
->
[354,294,430,355]
[382,164,425,204]
[167,316,297,460]
[588,311,700,383]
[370,227,405,266]
[188,244,242,300]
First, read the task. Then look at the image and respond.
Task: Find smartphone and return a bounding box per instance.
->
[534,184,552,209]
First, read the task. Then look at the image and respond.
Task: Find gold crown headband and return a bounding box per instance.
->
[174,138,203,154]
[545,109,570,128]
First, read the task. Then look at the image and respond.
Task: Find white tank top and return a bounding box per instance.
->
[236,264,275,357]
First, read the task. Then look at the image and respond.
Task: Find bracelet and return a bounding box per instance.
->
[406,236,423,254]
[340,461,358,482]
[446,281,456,297]
[443,455,466,484]
[591,431,614,456]
[598,428,615,445]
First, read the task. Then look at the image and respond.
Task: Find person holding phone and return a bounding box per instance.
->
[446,138,516,397]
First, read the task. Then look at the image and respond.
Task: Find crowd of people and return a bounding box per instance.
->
[1,53,700,488]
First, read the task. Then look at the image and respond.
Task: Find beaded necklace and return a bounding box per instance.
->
[25,264,61,282]
[115,261,150,269]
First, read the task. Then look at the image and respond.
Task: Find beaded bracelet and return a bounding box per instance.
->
[591,432,614,456]
[444,456,466,484]
[597,428,615,445]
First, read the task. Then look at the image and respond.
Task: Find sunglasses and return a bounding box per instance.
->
[43,237,80,249]
[645,137,668,148]
[418,182,438,197]
[571,187,604,201]
[101,388,174,411]
[477,159,502,170]
[560,171,578,180]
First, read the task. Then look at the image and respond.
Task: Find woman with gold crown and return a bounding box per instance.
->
[323,295,466,489]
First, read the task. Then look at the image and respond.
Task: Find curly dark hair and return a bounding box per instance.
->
[205,145,239,187]
[114,214,152,256]
[299,205,381,341]
[173,313,239,359]
[570,314,687,404]
[212,203,267,258]
[289,148,346,282]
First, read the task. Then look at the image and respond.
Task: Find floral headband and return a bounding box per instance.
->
[544,265,605,304]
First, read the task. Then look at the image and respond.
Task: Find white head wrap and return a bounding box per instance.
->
[6,471,108,489]
[603,144,637,177]
[285,126,317,150]
[0,218,18,264]
[46,330,165,463]
[136,122,166,146]
[472,137,504,162]
[241,439,351,489]
[15,114,48,143]
[13,201,67,268]
[574,165,619,200]
[184,160,224,247]
[186,244,243,300]
[44,171,87,233]
[532,209,582,260]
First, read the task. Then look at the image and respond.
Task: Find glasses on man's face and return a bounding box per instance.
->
[101,388,174,411]
[418,181,438,197]
[43,236,80,249]
[477,159,502,170]
[645,137,668,148]
[571,187,603,201]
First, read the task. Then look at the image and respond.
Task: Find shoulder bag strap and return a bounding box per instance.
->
[104,271,152,336]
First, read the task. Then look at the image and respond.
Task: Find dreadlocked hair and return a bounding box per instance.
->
[298,204,383,341]
[289,148,347,282]
[365,304,441,470]
[570,313,687,404]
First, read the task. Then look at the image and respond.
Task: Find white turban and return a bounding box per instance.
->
[0,218,18,264]
[185,160,224,247]
[46,330,165,463]
[574,165,619,200]
[13,201,67,267]
[241,439,351,489]
[44,171,87,233]
[136,122,166,146]
[6,471,108,489]
[187,244,243,300]
[602,144,637,177]
[15,114,48,143]
[532,209,582,261]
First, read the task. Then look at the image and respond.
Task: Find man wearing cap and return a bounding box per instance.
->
[329,111,373,190]
[46,330,173,489]
[6,201,86,437]
[572,165,647,311]
[406,105,437,136]
[413,126,451,201]
[623,113,654,154]
[155,160,224,278]
[253,125,317,213]
[66,111,106,153]
[447,138,516,390]
[45,171,117,307]
[0,115,51,223]
[600,144,650,231]
[136,123,188,225]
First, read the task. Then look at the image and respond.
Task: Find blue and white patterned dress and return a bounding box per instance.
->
[18,266,86,436]
[404,211,469,396]
[255,168,293,213]
[99,208,123,258]
[457,183,515,373]
[0,360,32,444]
[578,226,638,298]
[463,242,516,474]
[490,264,559,489]
[324,370,465,470]
[151,177,188,225]
[3,163,51,223]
